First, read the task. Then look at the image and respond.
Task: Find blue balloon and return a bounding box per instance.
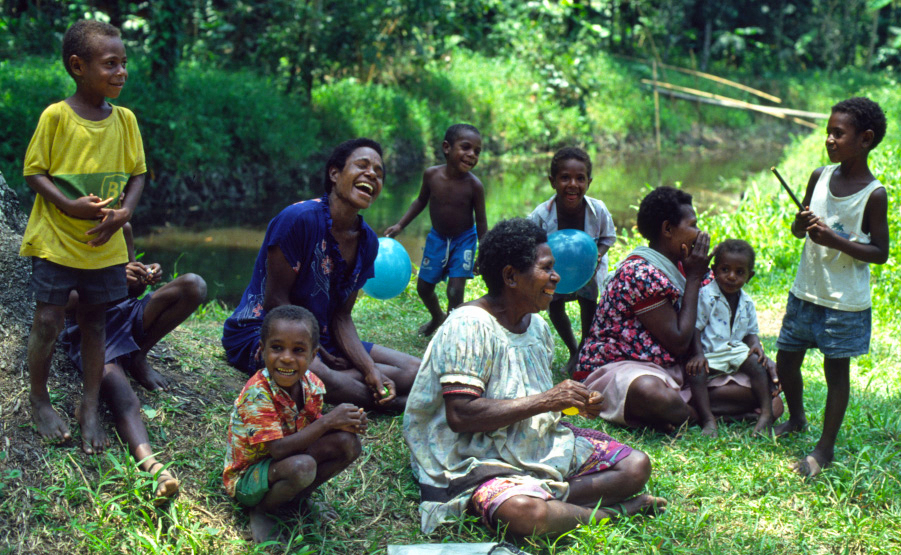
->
[363,237,412,300]
[547,229,599,295]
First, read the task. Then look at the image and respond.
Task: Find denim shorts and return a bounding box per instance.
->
[31,258,127,306]
[419,226,477,284]
[776,293,870,359]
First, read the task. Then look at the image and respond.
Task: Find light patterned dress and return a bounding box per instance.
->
[402,305,597,533]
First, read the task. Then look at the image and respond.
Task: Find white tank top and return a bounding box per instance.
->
[790,164,882,311]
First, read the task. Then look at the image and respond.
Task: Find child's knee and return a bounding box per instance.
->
[333,431,362,463]
[281,455,317,490]
[178,273,207,305]
[739,357,767,380]
[31,305,65,339]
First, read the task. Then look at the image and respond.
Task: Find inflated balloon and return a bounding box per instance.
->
[362,237,412,300]
[547,229,598,295]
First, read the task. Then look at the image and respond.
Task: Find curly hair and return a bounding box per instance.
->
[476,218,548,296]
[713,239,755,274]
[549,146,592,179]
[636,186,694,243]
[831,97,887,150]
[62,19,121,79]
[444,123,481,146]
[323,138,383,194]
[260,305,320,348]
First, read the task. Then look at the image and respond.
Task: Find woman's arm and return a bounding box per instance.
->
[636,234,710,357]
[444,380,598,434]
[332,291,394,401]
[263,245,296,311]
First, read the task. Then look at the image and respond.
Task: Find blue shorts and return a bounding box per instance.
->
[418,226,477,285]
[31,257,127,306]
[776,293,870,359]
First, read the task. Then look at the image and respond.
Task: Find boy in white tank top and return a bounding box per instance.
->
[773,97,889,477]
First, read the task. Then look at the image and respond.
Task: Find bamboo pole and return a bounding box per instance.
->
[653,60,661,156]
[649,88,819,129]
[640,79,828,119]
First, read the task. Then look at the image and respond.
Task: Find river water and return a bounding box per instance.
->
[135,144,782,306]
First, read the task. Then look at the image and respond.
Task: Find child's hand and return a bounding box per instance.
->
[127,262,162,286]
[384,224,403,238]
[748,344,766,364]
[86,207,130,247]
[686,355,709,376]
[66,194,118,220]
[144,263,162,285]
[805,218,841,248]
[325,404,368,434]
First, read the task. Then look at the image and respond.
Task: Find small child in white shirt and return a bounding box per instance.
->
[686,240,779,437]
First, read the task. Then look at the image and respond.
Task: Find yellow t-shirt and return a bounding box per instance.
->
[20,101,146,269]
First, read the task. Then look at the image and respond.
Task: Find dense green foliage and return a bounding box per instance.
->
[3,1,900,225]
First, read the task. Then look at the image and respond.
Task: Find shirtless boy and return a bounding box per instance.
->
[385,124,488,335]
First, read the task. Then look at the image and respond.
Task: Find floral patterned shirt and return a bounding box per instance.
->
[223,368,326,497]
[579,256,684,372]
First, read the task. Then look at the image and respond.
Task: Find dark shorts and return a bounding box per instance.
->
[419,226,477,284]
[776,293,871,359]
[31,257,127,306]
[59,294,152,370]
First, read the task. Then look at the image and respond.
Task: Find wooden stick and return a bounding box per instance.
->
[649,88,818,128]
[771,167,805,210]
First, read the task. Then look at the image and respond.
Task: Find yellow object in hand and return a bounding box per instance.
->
[562,407,579,416]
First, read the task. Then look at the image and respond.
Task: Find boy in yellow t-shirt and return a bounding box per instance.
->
[20,19,146,455]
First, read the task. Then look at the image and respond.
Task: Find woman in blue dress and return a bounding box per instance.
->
[223,138,421,410]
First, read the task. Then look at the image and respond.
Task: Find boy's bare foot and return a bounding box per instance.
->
[75,402,108,455]
[773,418,808,437]
[700,420,718,438]
[418,316,445,336]
[30,394,71,442]
[595,494,668,520]
[249,506,279,544]
[149,462,180,505]
[300,498,340,523]
[753,414,776,436]
[790,453,830,478]
[128,355,170,391]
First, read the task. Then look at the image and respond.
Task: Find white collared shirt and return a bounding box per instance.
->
[528,195,616,287]
[696,280,759,354]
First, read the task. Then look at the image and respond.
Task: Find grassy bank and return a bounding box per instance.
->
[2,98,900,555]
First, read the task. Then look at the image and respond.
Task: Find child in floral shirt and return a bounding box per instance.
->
[223,305,367,544]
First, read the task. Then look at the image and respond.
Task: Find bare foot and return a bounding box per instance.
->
[790,452,830,477]
[301,498,340,523]
[773,418,808,437]
[149,462,180,505]
[75,402,108,455]
[418,316,445,336]
[753,413,776,436]
[249,506,279,544]
[595,494,668,521]
[701,420,718,438]
[30,393,71,443]
[128,354,170,391]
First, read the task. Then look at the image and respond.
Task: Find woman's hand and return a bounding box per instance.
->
[681,231,711,281]
[365,369,396,405]
[543,380,597,414]
[319,349,352,370]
